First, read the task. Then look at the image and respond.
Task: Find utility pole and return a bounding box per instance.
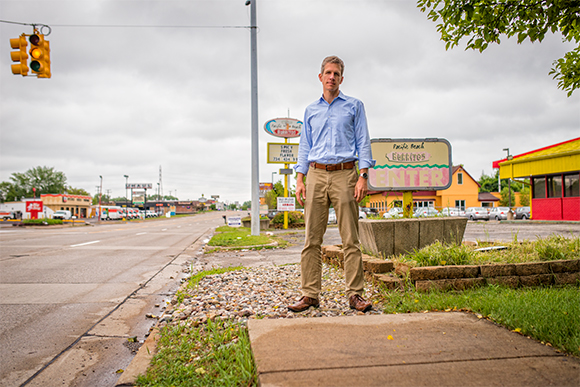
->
[249,0,260,236]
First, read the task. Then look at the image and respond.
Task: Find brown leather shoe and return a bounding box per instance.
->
[349,294,372,312]
[288,296,319,313]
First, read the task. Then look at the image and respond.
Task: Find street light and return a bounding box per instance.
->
[503,148,511,210]
[99,175,103,223]
[272,171,277,185]
[124,175,129,221]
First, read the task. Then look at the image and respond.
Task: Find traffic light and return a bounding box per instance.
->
[10,34,29,76]
[29,33,51,78]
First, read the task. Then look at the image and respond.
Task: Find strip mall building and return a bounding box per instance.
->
[493,138,580,221]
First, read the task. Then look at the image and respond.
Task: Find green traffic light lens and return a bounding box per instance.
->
[30,60,41,72]
[29,34,40,45]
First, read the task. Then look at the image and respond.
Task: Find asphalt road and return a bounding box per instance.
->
[0,212,227,387]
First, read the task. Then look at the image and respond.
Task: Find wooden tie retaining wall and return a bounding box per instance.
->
[321,245,580,292]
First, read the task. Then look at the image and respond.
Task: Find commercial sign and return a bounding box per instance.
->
[264,118,302,138]
[267,143,298,164]
[26,200,43,220]
[369,138,452,191]
[277,197,296,212]
[126,183,152,189]
[227,216,242,227]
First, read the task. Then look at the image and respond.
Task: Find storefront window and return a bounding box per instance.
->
[533,177,546,199]
[547,175,562,198]
[564,173,579,197]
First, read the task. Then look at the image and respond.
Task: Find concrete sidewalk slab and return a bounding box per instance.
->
[248,312,580,387]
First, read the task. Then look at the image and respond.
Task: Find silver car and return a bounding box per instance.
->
[465,207,489,221]
[441,207,466,217]
[488,206,511,221]
[383,207,403,219]
[515,206,531,220]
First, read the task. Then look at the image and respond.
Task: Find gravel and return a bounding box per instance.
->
[160,263,384,329]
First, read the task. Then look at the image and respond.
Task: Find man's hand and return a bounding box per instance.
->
[296,173,306,206]
[354,172,368,203]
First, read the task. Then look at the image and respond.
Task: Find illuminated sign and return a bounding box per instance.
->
[369,138,452,191]
[264,118,302,138]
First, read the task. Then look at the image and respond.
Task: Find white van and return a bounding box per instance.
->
[53,210,72,220]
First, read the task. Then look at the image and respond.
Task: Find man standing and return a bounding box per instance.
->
[288,56,375,313]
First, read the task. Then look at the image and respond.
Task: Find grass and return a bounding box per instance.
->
[135,318,257,387]
[207,226,288,251]
[379,284,580,356]
[394,235,579,267]
[136,236,580,386]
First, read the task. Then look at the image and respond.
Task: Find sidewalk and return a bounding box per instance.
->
[248,312,580,387]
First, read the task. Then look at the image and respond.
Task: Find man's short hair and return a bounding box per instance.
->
[320,55,344,76]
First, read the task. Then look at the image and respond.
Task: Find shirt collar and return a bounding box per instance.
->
[318,90,345,105]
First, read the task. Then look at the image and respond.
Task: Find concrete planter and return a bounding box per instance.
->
[359,217,468,257]
[242,218,270,230]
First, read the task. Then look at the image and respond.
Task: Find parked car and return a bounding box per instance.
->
[360,207,378,217]
[413,207,440,217]
[515,206,531,220]
[464,207,489,221]
[328,208,337,224]
[440,207,466,217]
[383,207,403,219]
[267,210,278,220]
[488,206,511,221]
[53,210,72,220]
[358,209,367,219]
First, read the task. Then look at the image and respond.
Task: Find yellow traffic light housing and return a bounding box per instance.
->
[28,33,51,78]
[10,34,29,76]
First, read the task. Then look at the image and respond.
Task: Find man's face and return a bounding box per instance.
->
[319,63,343,94]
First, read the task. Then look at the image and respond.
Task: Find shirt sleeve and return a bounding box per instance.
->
[354,100,376,169]
[294,107,312,175]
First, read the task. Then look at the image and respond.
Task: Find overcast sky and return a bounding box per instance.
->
[1,0,578,204]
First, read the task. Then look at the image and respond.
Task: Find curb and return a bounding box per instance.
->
[115,328,161,386]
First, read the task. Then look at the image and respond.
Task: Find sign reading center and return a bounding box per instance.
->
[369,138,452,191]
[267,143,298,164]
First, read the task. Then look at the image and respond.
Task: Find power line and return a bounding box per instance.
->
[1,19,250,30]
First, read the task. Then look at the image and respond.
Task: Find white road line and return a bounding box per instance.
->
[70,240,101,247]
[136,232,147,235]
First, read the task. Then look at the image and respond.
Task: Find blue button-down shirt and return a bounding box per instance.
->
[295,91,375,175]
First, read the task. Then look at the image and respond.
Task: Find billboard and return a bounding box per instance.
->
[369,138,452,191]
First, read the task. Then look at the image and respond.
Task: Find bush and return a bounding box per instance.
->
[23,218,63,225]
[271,211,304,225]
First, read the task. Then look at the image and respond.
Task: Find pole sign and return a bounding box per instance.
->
[126,183,152,189]
[277,197,295,212]
[264,118,302,138]
[267,143,298,164]
[227,216,242,227]
[369,138,452,191]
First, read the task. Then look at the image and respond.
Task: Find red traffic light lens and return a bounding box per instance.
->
[29,34,40,45]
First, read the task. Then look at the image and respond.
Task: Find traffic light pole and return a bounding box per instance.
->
[249,0,260,236]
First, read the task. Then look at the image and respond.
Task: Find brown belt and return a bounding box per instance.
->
[310,161,355,171]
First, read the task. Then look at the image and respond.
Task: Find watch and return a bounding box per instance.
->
[360,172,368,179]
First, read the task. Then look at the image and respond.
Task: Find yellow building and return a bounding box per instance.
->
[493,137,580,221]
[367,166,481,214]
[41,194,92,218]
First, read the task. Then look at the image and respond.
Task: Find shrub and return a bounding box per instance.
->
[271,211,304,224]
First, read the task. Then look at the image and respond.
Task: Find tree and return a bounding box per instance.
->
[500,186,516,206]
[1,166,67,201]
[67,187,90,196]
[520,186,531,206]
[417,0,580,96]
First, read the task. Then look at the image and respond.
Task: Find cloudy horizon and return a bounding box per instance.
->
[1,0,578,204]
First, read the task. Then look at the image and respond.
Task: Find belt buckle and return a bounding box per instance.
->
[325,164,331,171]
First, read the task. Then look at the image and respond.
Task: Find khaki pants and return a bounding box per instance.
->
[300,165,365,299]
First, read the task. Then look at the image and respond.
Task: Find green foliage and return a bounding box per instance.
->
[22,218,63,225]
[0,166,67,202]
[208,228,273,248]
[380,284,580,356]
[499,186,515,206]
[417,0,580,96]
[271,211,304,225]
[519,186,530,206]
[398,235,579,267]
[136,318,257,386]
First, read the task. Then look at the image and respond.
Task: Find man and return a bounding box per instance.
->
[288,55,375,313]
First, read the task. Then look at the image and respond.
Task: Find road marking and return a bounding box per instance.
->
[136,232,147,235]
[70,240,101,247]
[161,228,167,231]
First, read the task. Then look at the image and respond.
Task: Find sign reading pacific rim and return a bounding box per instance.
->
[264,118,303,138]
[369,138,452,191]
